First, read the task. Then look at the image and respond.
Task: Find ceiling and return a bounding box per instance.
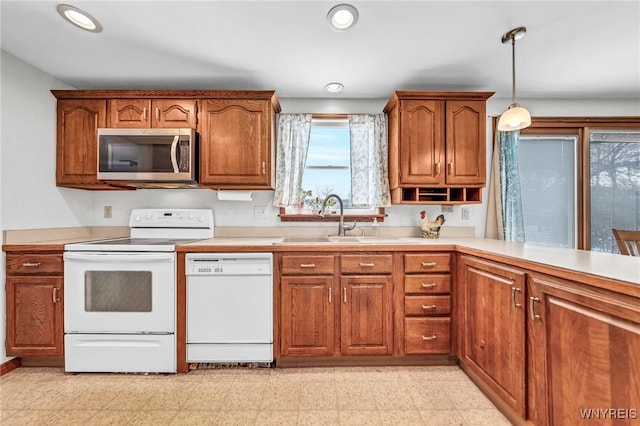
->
[2,1,639,100]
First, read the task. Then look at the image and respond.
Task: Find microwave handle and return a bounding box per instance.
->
[170,136,180,173]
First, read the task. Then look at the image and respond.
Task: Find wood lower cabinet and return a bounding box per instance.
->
[278,253,393,358]
[403,253,452,355]
[108,99,196,128]
[459,255,526,417]
[528,273,640,426]
[55,99,116,189]
[5,252,64,356]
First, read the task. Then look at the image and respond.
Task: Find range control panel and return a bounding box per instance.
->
[129,209,214,229]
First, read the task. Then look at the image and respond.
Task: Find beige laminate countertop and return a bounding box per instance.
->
[181,237,640,291]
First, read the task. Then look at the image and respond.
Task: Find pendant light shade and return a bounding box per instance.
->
[498,27,531,132]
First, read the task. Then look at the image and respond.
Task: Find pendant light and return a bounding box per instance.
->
[497,27,531,131]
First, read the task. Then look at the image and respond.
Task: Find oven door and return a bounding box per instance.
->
[64,252,175,334]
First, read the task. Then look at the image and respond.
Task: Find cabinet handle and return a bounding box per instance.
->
[299,263,316,268]
[328,287,332,304]
[359,262,375,267]
[53,288,60,304]
[343,287,347,304]
[421,261,437,267]
[529,297,541,321]
[421,335,437,341]
[421,304,437,310]
[156,107,160,120]
[421,282,438,289]
[447,162,453,175]
[22,262,41,268]
[435,162,441,175]
[511,287,522,308]
[262,161,266,175]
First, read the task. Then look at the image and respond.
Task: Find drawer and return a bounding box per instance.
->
[404,253,451,273]
[341,254,392,274]
[281,255,335,275]
[405,295,451,316]
[405,275,451,294]
[6,253,63,275]
[405,317,451,354]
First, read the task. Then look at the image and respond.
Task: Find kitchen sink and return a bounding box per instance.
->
[274,236,407,245]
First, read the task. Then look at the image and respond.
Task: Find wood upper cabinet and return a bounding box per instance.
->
[108,99,196,128]
[199,98,274,189]
[5,252,64,356]
[459,255,527,417]
[384,91,493,204]
[56,99,116,189]
[527,273,640,426]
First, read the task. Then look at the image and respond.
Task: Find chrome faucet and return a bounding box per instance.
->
[318,194,357,236]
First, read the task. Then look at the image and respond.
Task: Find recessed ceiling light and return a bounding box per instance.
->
[327,4,359,31]
[57,4,102,33]
[324,82,344,93]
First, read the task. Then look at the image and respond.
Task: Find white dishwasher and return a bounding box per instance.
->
[186,253,273,363]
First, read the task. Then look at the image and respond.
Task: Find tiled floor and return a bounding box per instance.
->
[0,365,511,425]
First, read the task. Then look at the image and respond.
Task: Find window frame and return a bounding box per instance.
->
[517,117,640,250]
[279,113,387,223]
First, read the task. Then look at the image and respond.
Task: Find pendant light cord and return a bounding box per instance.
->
[511,36,517,105]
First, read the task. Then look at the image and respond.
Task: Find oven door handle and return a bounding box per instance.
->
[64,252,175,262]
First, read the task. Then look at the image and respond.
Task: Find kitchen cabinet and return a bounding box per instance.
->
[278,253,393,358]
[403,253,452,355]
[108,99,197,128]
[55,98,118,190]
[199,96,278,189]
[5,252,64,356]
[527,272,640,425]
[458,255,526,418]
[384,91,493,204]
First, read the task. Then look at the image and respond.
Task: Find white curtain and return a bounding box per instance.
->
[273,113,312,207]
[348,114,391,207]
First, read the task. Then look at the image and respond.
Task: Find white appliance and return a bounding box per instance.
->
[186,253,273,363]
[64,208,214,373]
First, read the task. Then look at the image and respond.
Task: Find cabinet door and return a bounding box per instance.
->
[460,256,526,417]
[108,99,150,127]
[445,100,486,185]
[341,275,393,355]
[56,99,113,188]
[280,276,335,357]
[6,276,63,356]
[528,274,640,426]
[199,99,271,188]
[152,100,197,128]
[399,100,445,185]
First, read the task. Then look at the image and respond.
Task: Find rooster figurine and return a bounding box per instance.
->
[420,211,445,238]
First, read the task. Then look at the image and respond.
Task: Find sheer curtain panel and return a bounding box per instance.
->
[348,114,391,207]
[273,113,312,207]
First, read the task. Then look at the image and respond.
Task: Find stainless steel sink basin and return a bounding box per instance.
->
[273,236,407,245]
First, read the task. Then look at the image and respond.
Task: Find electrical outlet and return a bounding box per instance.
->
[461,207,470,220]
[253,205,267,219]
[104,205,112,218]
[441,205,453,213]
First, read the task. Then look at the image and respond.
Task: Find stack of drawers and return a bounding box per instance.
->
[403,253,452,354]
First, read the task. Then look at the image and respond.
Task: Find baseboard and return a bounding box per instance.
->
[276,355,457,368]
[19,356,64,367]
[0,357,22,376]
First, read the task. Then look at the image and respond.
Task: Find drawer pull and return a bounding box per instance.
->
[421,282,438,289]
[22,262,42,267]
[421,304,437,310]
[343,287,347,304]
[421,261,437,267]
[359,262,375,267]
[53,288,60,303]
[328,287,332,304]
[421,335,437,341]
[299,263,316,268]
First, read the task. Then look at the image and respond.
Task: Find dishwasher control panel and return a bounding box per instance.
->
[186,253,272,276]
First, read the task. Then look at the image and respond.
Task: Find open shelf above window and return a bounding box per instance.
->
[392,187,482,204]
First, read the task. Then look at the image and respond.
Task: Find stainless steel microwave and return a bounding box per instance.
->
[97,128,197,185]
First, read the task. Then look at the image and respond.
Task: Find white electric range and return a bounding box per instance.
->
[63,208,214,373]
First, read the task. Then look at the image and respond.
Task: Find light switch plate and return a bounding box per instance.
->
[104,205,112,218]
[254,205,267,219]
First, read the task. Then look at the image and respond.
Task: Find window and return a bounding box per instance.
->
[280,116,384,222]
[518,119,640,252]
[519,135,577,248]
